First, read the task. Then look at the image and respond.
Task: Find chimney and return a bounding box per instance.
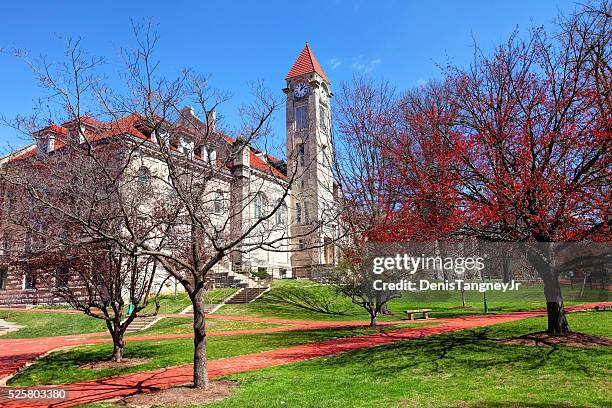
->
[206,110,217,133]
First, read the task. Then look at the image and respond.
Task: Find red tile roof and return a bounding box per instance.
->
[249,150,286,179]
[285,43,329,82]
[7,115,288,180]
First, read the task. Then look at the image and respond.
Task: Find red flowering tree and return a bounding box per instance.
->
[335,2,610,335]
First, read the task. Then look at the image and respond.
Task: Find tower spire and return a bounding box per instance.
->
[285,43,329,82]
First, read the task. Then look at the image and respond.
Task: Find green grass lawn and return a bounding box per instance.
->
[143,288,239,314]
[0,310,107,339]
[129,317,284,336]
[196,311,612,408]
[0,288,240,339]
[218,279,609,322]
[8,322,431,386]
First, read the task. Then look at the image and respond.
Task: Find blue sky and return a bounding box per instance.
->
[0,0,578,153]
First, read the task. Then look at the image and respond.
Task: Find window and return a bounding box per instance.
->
[324,237,334,264]
[276,202,287,225]
[319,105,328,131]
[200,146,209,162]
[296,202,302,223]
[0,234,8,256]
[180,137,195,159]
[137,166,152,186]
[298,144,305,166]
[298,239,305,250]
[36,135,54,157]
[24,271,36,290]
[295,106,308,129]
[0,268,7,290]
[55,265,69,288]
[254,193,268,219]
[209,150,217,162]
[214,191,224,213]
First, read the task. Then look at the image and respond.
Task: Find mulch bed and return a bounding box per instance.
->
[80,358,150,370]
[499,331,612,348]
[120,381,236,407]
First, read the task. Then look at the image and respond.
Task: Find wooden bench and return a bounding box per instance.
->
[402,309,432,320]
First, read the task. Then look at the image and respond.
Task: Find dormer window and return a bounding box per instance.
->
[36,135,54,157]
[67,126,86,144]
[200,146,209,162]
[154,129,170,147]
[180,137,195,159]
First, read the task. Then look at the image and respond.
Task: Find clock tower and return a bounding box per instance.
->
[284,43,337,278]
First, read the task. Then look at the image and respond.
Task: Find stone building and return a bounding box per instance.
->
[0,44,340,306]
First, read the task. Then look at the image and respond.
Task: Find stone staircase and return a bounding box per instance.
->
[225,287,269,304]
[206,271,249,288]
[124,315,164,332]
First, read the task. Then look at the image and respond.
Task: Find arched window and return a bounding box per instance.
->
[296,202,302,223]
[276,201,288,225]
[137,166,152,186]
[254,193,268,219]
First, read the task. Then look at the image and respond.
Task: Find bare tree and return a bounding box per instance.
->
[1,24,341,388]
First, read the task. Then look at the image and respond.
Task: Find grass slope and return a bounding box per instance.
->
[0,310,106,338]
[219,279,609,321]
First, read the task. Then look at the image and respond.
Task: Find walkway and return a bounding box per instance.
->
[0,302,608,408]
[0,314,400,382]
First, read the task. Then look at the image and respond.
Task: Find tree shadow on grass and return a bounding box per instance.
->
[317,326,610,380]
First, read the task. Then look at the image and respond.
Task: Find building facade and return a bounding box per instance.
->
[0,44,339,306]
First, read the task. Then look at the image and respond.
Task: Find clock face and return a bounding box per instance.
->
[293,83,309,98]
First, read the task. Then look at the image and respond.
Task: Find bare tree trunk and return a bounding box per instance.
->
[543,274,570,335]
[369,312,377,327]
[112,335,124,362]
[502,254,512,283]
[192,288,208,388]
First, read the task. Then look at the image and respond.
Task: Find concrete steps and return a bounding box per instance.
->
[124,315,163,332]
[225,287,269,304]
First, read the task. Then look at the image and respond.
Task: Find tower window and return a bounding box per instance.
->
[296,202,302,223]
[295,106,308,129]
[319,105,328,131]
[298,239,305,250]
[298,144,305,166]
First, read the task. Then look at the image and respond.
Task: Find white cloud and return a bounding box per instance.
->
[329,58,342,69]
[351,55,382,73]
[416,77,429,87]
